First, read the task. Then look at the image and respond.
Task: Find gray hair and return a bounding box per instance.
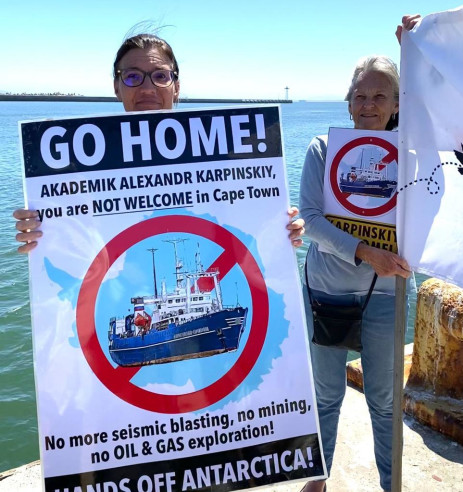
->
[345,55,399,130]
[345,55,399,103]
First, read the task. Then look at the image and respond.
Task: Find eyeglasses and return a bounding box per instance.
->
[116,68,177,88]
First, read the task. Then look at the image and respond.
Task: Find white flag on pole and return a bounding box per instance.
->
[398,6,463,287]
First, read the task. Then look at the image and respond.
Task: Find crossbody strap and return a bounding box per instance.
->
[361,273,378,311]
[304,255,378,312]
[304,257,316,306]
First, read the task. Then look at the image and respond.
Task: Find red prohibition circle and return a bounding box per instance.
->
[330,136,398,217]
[76,215,269,413]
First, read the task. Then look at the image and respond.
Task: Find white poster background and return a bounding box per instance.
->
[321,128,398,253]
[398,7,463,287]
[20,106,325,491]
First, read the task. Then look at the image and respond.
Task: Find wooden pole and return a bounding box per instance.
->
[391,275,407,491]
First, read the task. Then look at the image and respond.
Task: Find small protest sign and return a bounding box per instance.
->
[323,128,398,253]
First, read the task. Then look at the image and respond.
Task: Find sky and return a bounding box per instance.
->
[2,0,461,100]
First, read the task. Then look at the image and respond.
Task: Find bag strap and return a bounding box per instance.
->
[304,255,378,311]
[361,273,378,311]
[304,257,316,306]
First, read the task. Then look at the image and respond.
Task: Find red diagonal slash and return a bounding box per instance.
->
[381,151,396,164]
[195,249,237,292]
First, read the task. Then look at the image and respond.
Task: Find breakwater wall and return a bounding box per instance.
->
[0,95,292,104]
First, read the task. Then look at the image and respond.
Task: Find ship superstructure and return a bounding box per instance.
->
[108,241,248,366]
[339,149,397,198]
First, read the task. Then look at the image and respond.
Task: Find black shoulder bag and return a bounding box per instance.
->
[305,261,377,352]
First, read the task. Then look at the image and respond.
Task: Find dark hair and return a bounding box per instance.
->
[113,33,179,80]
[385,112,398,131]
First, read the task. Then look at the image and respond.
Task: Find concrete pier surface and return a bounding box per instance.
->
[1,385,462,492]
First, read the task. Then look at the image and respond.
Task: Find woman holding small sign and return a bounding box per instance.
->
[13,32,304,251]
[299,15,419,490]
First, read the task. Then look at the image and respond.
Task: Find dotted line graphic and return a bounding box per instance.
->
[398,160,463,195]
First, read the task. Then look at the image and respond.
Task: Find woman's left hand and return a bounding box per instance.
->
[287,207,305,247]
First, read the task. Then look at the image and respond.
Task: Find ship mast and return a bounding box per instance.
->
[164,239,187,291]
[194,243,203,293]
[380,148,388,180]
[147,248,158,299]
[213,270,223,310]
[195,242,204,273]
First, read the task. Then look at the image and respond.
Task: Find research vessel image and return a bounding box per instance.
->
[108,240,248,367]
[339,149,397,198]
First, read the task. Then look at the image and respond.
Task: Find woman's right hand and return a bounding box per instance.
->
[286,206,305,248]
[355,242,411,278]
[13,209,42,253]
[396,14,421,44]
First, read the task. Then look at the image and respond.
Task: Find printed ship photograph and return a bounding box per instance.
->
[339,147,398,198]
[108,238,248,367]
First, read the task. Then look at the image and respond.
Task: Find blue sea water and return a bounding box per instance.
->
[0,100,422,472]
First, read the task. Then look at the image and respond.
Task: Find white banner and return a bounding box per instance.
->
[20,105,325,491]
[398,7,463,286]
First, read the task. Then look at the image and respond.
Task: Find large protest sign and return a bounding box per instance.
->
[20,106,325,491]
[398,7,463,286]
[323,128,398,253]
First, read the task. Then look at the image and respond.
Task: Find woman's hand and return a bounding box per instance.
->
[287,207,305,247]
[396,14,421,44]
[13,209,42,253]
[355,242,411,278]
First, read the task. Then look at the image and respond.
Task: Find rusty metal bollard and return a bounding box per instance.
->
[404,278,463,444]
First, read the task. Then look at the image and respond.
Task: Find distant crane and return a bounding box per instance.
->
[284,86,289,100]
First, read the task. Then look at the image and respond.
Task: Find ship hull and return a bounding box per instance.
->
[339,179,397,198]
[109,307,248,366]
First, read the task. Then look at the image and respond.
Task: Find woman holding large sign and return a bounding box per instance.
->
[299,50,415,492]
[13,32,304,251]
[14,29,314,491]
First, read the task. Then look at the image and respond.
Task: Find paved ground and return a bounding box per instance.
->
[1,385,462,492]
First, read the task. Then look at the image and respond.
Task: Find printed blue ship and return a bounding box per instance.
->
[108,241,248,367]
[339,150,397,198]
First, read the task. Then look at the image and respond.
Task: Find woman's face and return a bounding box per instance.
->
[114,47,179,112]
[348,71,398,131]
